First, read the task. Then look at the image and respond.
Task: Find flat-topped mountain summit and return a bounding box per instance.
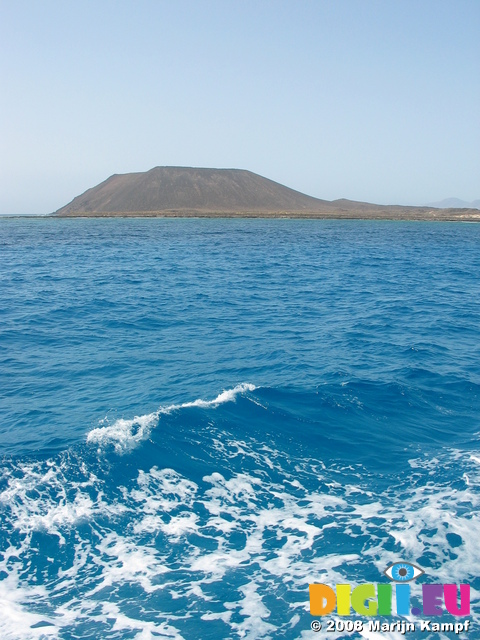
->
[54,167,480,220]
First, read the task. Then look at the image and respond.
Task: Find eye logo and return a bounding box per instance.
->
[384,562,424,582]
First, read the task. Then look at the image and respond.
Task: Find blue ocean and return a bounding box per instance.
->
[0,217,479,639]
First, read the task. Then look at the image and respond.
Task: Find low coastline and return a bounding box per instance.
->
[51,208,480,221]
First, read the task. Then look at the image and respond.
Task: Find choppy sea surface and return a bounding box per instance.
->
[0,217,479,639]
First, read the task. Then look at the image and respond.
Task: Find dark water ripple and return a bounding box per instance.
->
[1,218,479,455]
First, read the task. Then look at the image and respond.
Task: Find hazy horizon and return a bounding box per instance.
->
[1,1,479,215]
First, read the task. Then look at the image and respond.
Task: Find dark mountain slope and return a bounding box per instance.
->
[55,167,332,215]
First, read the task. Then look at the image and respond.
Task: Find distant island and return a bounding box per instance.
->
[53,167,480,221]
[426,197,480,209]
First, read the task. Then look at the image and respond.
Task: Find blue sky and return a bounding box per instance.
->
[1,0,479,214]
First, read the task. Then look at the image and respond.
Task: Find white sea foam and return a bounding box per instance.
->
[226,581,277,639]
[86,411,159,453]
[0,575,59,639]
[1,400,479,639]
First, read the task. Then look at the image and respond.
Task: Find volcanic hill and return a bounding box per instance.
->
[53,167,480,221]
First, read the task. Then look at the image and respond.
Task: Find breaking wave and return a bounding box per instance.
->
[0,384,479,639]
[86,383,256,452]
